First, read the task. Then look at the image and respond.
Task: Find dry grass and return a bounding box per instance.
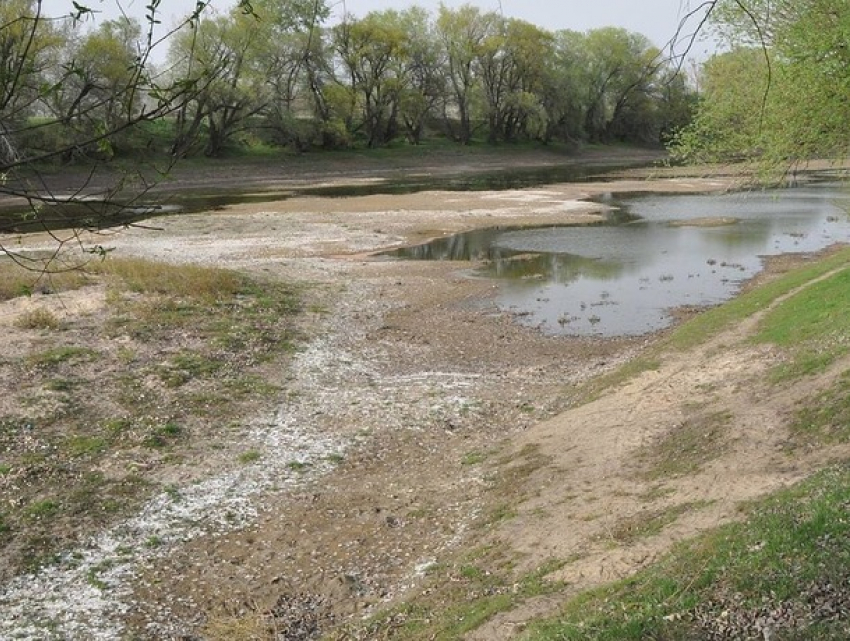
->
[636,410,733,481]
[90,256,245,301]
[0,259,90,302]
[14,307,60,330]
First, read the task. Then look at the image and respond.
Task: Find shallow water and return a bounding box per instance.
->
[388,182,850,336]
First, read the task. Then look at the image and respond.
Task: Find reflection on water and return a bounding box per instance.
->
[386,182,850,336]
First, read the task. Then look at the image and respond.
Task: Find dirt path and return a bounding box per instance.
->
[2,152,845,639]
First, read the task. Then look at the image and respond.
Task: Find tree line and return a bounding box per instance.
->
[0,0,696,164]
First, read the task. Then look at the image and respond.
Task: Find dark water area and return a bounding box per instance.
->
[385,182,850,337]
[0,161,641,234]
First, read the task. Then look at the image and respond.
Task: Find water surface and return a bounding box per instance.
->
[388,182,850,336]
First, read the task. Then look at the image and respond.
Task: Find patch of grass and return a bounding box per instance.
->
[483,504,518,526]
[0,261,89,302]
[286,460,311,472]
[15,307,60,330]
[66,435,108,457]
[637,411,732,481]
[157,351,223,387]
[44,378,77,392]
[27,346,99,368]
[790,369,850,445]
[24,499,59,520]
[92,257,245,301]
[575,357,661,404]
[604,502,708,546]
[332,555,566,641]
[103,418,132,435]
[520,465,850,640]
[142,422,183,448]
[145,535,163,548]
[238,450,261,464]
[754,266,850,381]
[461,450,487,466]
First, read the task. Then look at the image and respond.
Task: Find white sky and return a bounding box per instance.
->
[41,0,718,59]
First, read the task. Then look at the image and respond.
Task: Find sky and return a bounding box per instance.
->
[41,0,718,60]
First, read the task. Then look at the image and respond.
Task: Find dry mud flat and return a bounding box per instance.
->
[2,156,847,639]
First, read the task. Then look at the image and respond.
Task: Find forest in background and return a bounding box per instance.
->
[0,0,695,165]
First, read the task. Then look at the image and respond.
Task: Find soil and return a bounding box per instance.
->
[1,148,849,640]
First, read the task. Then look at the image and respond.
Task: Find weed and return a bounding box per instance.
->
[66,435,108,457]
[287,460,311,472]
[103,418,132,434]
[44,378,77,392]
[238,450,261,464]
[15,307,60,330]
[636,411,732,480]
[25,499,59,520]
[27,346,98,368]
[461,451,487,466]
[142,422,183,448]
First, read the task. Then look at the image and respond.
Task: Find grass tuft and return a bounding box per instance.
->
[14,307,60,330]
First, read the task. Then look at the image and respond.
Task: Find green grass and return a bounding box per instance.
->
[238,450,262,464]
[753,265,850,381]
[666,248,850,353]
[66,435,108,457]
[142,422,183,448]
[27,346,99,367]
[520,465,850,640]
[24,499,60,520]
[332,556,566,641]
[790,369,850,445]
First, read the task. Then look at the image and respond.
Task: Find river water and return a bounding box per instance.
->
[388,181,850,336]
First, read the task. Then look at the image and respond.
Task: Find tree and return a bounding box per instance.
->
[670,0,850,164]
[168,10,267,158]
[436,5,497,144]
[476,18,553,143]
[395,7,444,145]
[332,11,408,147]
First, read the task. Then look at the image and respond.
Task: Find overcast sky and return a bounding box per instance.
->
[42,0,717,59]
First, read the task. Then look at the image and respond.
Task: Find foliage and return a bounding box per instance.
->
[671,0,850,164]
